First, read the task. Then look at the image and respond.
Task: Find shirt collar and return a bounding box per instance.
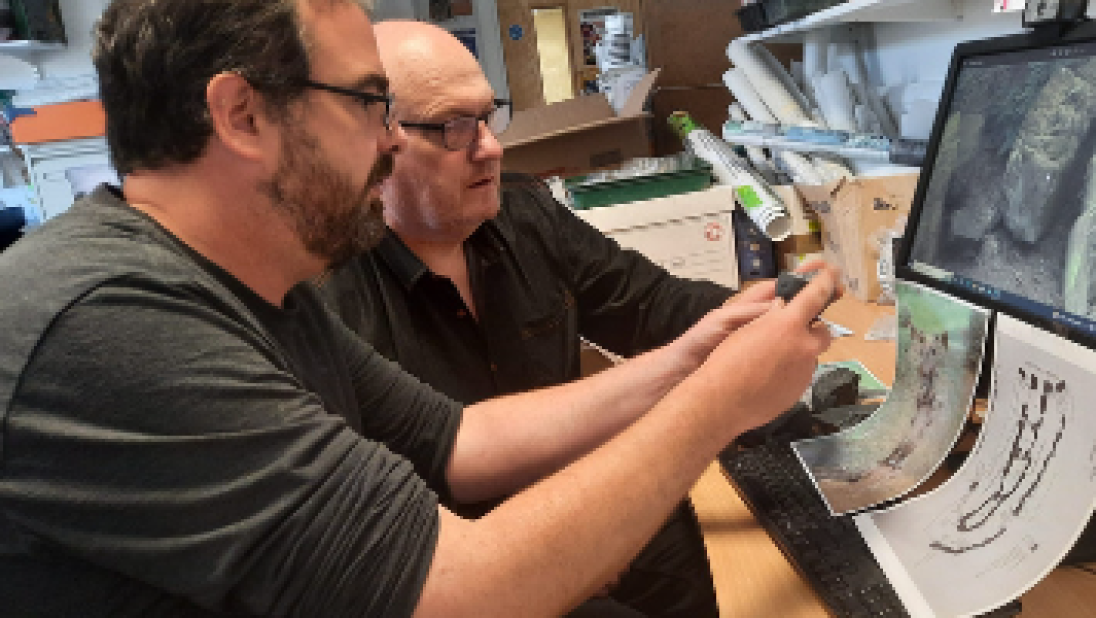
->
[375,218,508,291]
[374,229,429,291]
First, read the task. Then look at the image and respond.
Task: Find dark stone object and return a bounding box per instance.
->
[811,366,860,413]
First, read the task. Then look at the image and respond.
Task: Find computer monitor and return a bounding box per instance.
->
[899,21,1096,351]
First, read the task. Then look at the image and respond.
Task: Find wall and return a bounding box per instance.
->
[374,0,418,20]
[407,0,509,97]
[19,0,507,101]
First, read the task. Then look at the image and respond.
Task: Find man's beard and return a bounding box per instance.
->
[260,122,392,267]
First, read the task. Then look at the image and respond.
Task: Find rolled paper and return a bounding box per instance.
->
[778,150,826,185]
[848,37,900,137]
[756,42,816,117]
[816,68,858,132]
[802,28,832,83]
[671,111,792,241]
[723,67,777,124]
[727,102,776,180]
[828,39,863,83]
[727,38,812,126]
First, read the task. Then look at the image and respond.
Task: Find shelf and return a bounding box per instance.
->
[723,131,891,161]
[0,40,65,55]
[742,0,963,43]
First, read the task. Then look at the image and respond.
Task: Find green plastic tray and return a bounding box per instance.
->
[566,159,713,210]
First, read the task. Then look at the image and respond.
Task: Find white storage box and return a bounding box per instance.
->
[576,185,740,289]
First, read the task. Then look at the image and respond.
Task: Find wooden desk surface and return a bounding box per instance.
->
[688,294,1096,617]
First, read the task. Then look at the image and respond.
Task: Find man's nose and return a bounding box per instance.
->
[471,120,504,160]
[383,119,408,154]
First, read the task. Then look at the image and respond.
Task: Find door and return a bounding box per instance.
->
[496,0,646,111]
[496,0,546,111]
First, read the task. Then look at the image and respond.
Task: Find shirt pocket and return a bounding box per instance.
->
[516,288,577,386]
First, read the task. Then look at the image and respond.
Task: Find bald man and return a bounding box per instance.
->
[321,21,740,617]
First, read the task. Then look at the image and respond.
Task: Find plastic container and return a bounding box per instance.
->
[565,156,713,210]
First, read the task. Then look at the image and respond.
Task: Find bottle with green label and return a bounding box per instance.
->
[669,111,791,241]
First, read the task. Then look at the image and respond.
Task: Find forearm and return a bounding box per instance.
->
[416,266,838,617]
[419,364,744,617]
[446,342,695,504]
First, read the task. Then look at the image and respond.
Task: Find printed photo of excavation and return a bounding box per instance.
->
[793,281,989,515]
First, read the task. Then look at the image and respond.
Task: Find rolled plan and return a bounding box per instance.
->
[670,111,792,241]
[727,38,813,126]
[723,67,777,124]
[802,28,831,84]
[727,103,777,182]
[816,68,858,132]
[724,84,828,186]
[755,42,816,116]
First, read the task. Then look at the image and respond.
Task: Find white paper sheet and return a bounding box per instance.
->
[794,281,990,514]
[855,314,1096,617]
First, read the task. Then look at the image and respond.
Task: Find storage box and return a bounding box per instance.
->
[565,155,712,210]
[796,173,919,302]
[575,184,740,289]
[499,70,660,177]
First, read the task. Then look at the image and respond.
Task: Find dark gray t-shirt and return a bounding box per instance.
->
[0,185,463,617]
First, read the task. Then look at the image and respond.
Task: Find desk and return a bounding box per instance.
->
[688,295,1096,617]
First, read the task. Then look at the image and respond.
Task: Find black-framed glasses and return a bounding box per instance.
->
[303,80,393,130]
[399,99,512,151]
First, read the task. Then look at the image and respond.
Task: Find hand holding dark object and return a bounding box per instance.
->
[775,269,841,320]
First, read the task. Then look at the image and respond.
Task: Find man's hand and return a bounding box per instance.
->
[664,257,840,373]
[666,297,776,373]
[699,264,840,436]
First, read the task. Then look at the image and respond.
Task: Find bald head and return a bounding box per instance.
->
[374,20,492,120]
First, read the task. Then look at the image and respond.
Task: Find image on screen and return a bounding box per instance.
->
[907,39,1096,334]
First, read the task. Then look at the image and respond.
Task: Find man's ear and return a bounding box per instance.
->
[205,72,279,162]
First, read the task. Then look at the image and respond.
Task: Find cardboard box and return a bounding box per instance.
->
[772,184,823,272]
[500,70,660,177]
[796,173,919,302]
[575,185,740,290]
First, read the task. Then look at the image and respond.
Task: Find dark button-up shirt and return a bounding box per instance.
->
[321,172,735,405]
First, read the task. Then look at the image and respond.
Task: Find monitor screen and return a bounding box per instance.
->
[900,24,1096,347]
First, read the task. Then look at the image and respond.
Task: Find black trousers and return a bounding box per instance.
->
[568,500,720,618]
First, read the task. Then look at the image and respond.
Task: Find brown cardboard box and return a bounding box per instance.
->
[499,70,659,177]
[796,173,919,302]
[772,185,823,271]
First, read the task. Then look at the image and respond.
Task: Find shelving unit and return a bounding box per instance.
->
[721,130,891,161]
[743,0,963,42]
[0,40,65,55]
[729,1,1037,142]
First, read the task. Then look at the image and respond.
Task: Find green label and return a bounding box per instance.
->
[735,185,763,210]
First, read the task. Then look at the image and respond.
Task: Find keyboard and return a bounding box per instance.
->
[720,441,909,617]
[719,441,1023,618]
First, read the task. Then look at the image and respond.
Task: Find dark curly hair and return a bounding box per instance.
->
[93,0,371,175]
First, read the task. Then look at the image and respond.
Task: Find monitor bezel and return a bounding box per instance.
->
[896,19,1096,350]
